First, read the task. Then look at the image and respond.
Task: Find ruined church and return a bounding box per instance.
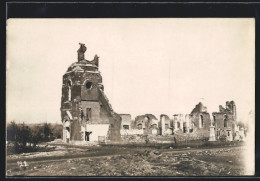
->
[60,43,121,143]
[61,44,245,143]
[120,101,242,142]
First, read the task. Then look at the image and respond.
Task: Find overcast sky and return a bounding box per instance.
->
[6,18,255,124]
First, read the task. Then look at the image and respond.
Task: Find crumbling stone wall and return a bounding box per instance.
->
[159,114,173,135]
[120,114,132,129]
[191,102,208,114]
[213,113,233,129]
[174,128,210,142]
[107,116,122,142]
[173,114,184,131]
[70,119,82,141]
[120,114,139,135]
[98,88,122,142]
[212,101,237,137]
[133,114,158,135]
[119,101,238,143]
[191,112,211,130]
[190,102,211,131]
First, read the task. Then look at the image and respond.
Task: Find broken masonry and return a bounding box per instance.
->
[61,44,244,143]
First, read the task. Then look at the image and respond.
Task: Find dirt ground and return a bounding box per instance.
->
[6,143,246,177]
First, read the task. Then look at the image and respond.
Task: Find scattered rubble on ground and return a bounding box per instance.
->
[7,146,245,176]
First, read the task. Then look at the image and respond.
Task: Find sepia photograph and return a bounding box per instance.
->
[6,18,255,177]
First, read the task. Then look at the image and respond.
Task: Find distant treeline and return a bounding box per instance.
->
[6,121,63,154]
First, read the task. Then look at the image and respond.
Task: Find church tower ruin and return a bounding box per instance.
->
[60,43,121,143]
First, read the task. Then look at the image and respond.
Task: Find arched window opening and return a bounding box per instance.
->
[213,115,216,126]
[183,122,187,133]
[137,124,142,130]
[67,81,72,101]
[200,115,204,128]
[224,115,228,127]
[151,124,157,129]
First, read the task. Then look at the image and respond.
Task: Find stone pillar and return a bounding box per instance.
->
[173,116,178,131]
[64,129,70,143]
[180,116,183,132]
[161,116,165,135]
[173,115,179,132]
[144,117,148,135]
[185,115,190,133]
[209,125,216,141]
[63,119,70,143]
[174,119,178,131]
[63,129,66,142]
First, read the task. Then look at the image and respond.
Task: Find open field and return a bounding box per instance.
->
[6,142,246,177]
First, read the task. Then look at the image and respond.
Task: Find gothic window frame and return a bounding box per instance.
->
[213,115,216,125]
[67,80,72,101]
[200,115,204,128]
[224,114,228,127]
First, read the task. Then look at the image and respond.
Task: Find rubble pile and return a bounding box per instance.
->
[7,147,244,176]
